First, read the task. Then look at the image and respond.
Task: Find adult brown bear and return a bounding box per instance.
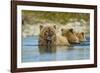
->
[76,32,86,42]
[39,24,70,50]
[39,24,56,49]
[61,28,80,44]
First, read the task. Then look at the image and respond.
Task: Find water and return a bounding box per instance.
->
[22,36,90,62]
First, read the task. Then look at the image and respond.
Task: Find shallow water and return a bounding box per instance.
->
[22,36,90,62]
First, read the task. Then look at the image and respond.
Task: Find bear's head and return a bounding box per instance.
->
[76,32,86,42]
[39,24,56,47]
[61,28,79,44]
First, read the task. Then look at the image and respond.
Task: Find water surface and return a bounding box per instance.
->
[22,36,90,62]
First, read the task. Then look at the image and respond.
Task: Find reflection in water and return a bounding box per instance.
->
[39,45,56,54]
[38,45,57,61]
[22,36,90,62]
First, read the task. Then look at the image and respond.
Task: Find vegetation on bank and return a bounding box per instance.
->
[22,10,90,25]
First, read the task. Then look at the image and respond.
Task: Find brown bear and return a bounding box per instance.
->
[61,28,80,44]
[76,32,86,42]
[39,24,70,49]
[56,34,70,46]
[39,24,56,49]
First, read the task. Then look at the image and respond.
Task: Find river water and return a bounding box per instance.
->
[22,36,90,62]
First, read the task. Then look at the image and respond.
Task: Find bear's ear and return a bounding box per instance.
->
[53,25,56,29]
[40,25,43,30]
[81,32,84,36]
[61,28,64,32]
[69,28,73,33]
